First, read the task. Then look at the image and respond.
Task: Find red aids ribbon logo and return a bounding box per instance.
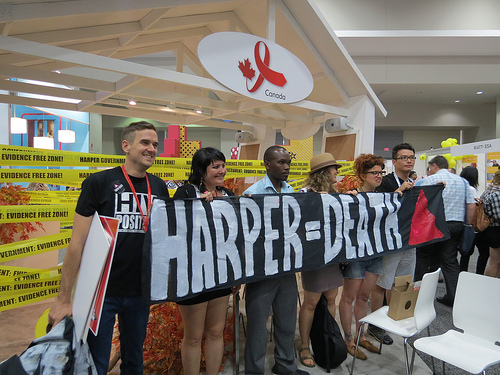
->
[238,41,287,93]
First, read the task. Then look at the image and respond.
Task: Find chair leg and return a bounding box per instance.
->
[409,343,416,375]
[239,313,246,337]
[349,322,365,375]
[426,326,436,374]
[403,338,410,375]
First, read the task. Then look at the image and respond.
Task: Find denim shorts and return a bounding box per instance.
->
[341,257,383,279]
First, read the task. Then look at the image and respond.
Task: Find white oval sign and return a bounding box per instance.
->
[198,32,313,104]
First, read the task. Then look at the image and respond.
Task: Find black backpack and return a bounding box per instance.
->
[310,295,347,372]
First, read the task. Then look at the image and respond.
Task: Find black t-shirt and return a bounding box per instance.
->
[376,172,407,193]
[76,166,169,297]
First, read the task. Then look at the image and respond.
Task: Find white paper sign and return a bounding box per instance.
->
[72,213,114,343]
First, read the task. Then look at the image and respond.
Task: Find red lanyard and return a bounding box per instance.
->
[121,165,152,232]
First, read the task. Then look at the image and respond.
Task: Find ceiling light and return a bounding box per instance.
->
[128,99,137,106]
[10,116,27,134]
[10,106,27,134]
[455,100,461,103]
[59,129,75,143]
[33,136,54,150]
[476,91,483,95]
[195,107,203,114]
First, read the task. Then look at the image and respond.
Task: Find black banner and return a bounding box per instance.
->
[143,185,448,303]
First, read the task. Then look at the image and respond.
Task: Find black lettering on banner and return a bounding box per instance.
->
[144,185,449,303]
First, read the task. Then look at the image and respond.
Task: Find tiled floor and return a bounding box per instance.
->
[0,298,432,375]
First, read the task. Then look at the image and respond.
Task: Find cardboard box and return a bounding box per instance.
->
[387,275,420,320]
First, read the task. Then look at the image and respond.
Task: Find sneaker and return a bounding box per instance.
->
[367,324,393,345]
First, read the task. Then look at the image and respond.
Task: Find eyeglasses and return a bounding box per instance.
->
[395,156,416,161]
[366,171,386,176]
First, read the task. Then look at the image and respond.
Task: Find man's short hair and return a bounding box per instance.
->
[121,121,157,143]
[392,143,415,160]
[429,155,448,169]
[263,145,288,162]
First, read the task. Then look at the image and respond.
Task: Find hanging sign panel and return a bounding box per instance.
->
[198,32,314,103]
[144,185,448,303]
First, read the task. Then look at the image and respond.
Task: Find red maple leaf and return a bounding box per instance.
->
[238,58,255,80]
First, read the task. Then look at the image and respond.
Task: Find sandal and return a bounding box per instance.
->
[347,343,367,360]
[297,347,315,368]
[359,339,380,354]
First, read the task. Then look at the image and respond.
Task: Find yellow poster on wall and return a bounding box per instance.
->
[487,152,500,183]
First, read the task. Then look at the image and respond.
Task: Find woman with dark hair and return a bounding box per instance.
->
[339,154,385,360]
[459,166,489,273]
[173,147,233,375]
[482,170,500,278]
[297,153,344,368]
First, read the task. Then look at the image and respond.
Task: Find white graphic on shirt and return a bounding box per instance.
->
[114,192,155,233]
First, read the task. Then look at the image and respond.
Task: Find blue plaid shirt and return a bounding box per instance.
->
[243,174,295,195]
[415,169,475,222]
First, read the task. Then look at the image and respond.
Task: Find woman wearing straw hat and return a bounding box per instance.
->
[297,152,344,368]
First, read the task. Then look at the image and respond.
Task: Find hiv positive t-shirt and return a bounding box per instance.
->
[76,166,168,297]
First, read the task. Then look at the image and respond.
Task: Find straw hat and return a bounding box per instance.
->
[309,153,342,173]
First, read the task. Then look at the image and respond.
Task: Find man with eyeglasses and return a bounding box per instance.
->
[414,155,475,307]
[368,143,416,345]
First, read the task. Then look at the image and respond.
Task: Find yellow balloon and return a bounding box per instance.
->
[443,153,452,160]
[420,154,427,160]
[35,308,51,338]
[449,159,457,168]
[441,141,448,148]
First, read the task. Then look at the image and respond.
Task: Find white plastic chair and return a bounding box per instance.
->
[350,268,441,375]
[414,272,500,374]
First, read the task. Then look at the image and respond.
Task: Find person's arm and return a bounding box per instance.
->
[466,203,475,225]
[48,213,93,327]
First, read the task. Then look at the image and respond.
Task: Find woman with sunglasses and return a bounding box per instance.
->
[339,154,386,360]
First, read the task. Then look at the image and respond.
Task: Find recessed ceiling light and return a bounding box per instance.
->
[128,99,137,106]
[195,107,203,114]
[455,100,461,103]
[476,91,484,95]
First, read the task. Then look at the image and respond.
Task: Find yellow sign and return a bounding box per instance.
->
[0,232,72,261]
[0,205,76,224]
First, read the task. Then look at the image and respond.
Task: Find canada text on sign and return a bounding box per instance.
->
[144,185,448,303]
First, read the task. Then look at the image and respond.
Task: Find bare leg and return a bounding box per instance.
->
[354,272,379,341]
[385,288,393,304]
[298,290,321,366]
[485,247,500,278]
[323,288,339,318]
[339,278,363,345]
[204,294,231,375]
[370,284,385,312]
[179,302,208,375]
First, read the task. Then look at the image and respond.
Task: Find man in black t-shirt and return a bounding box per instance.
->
[368,143,416,345]
[49,121,169,375]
